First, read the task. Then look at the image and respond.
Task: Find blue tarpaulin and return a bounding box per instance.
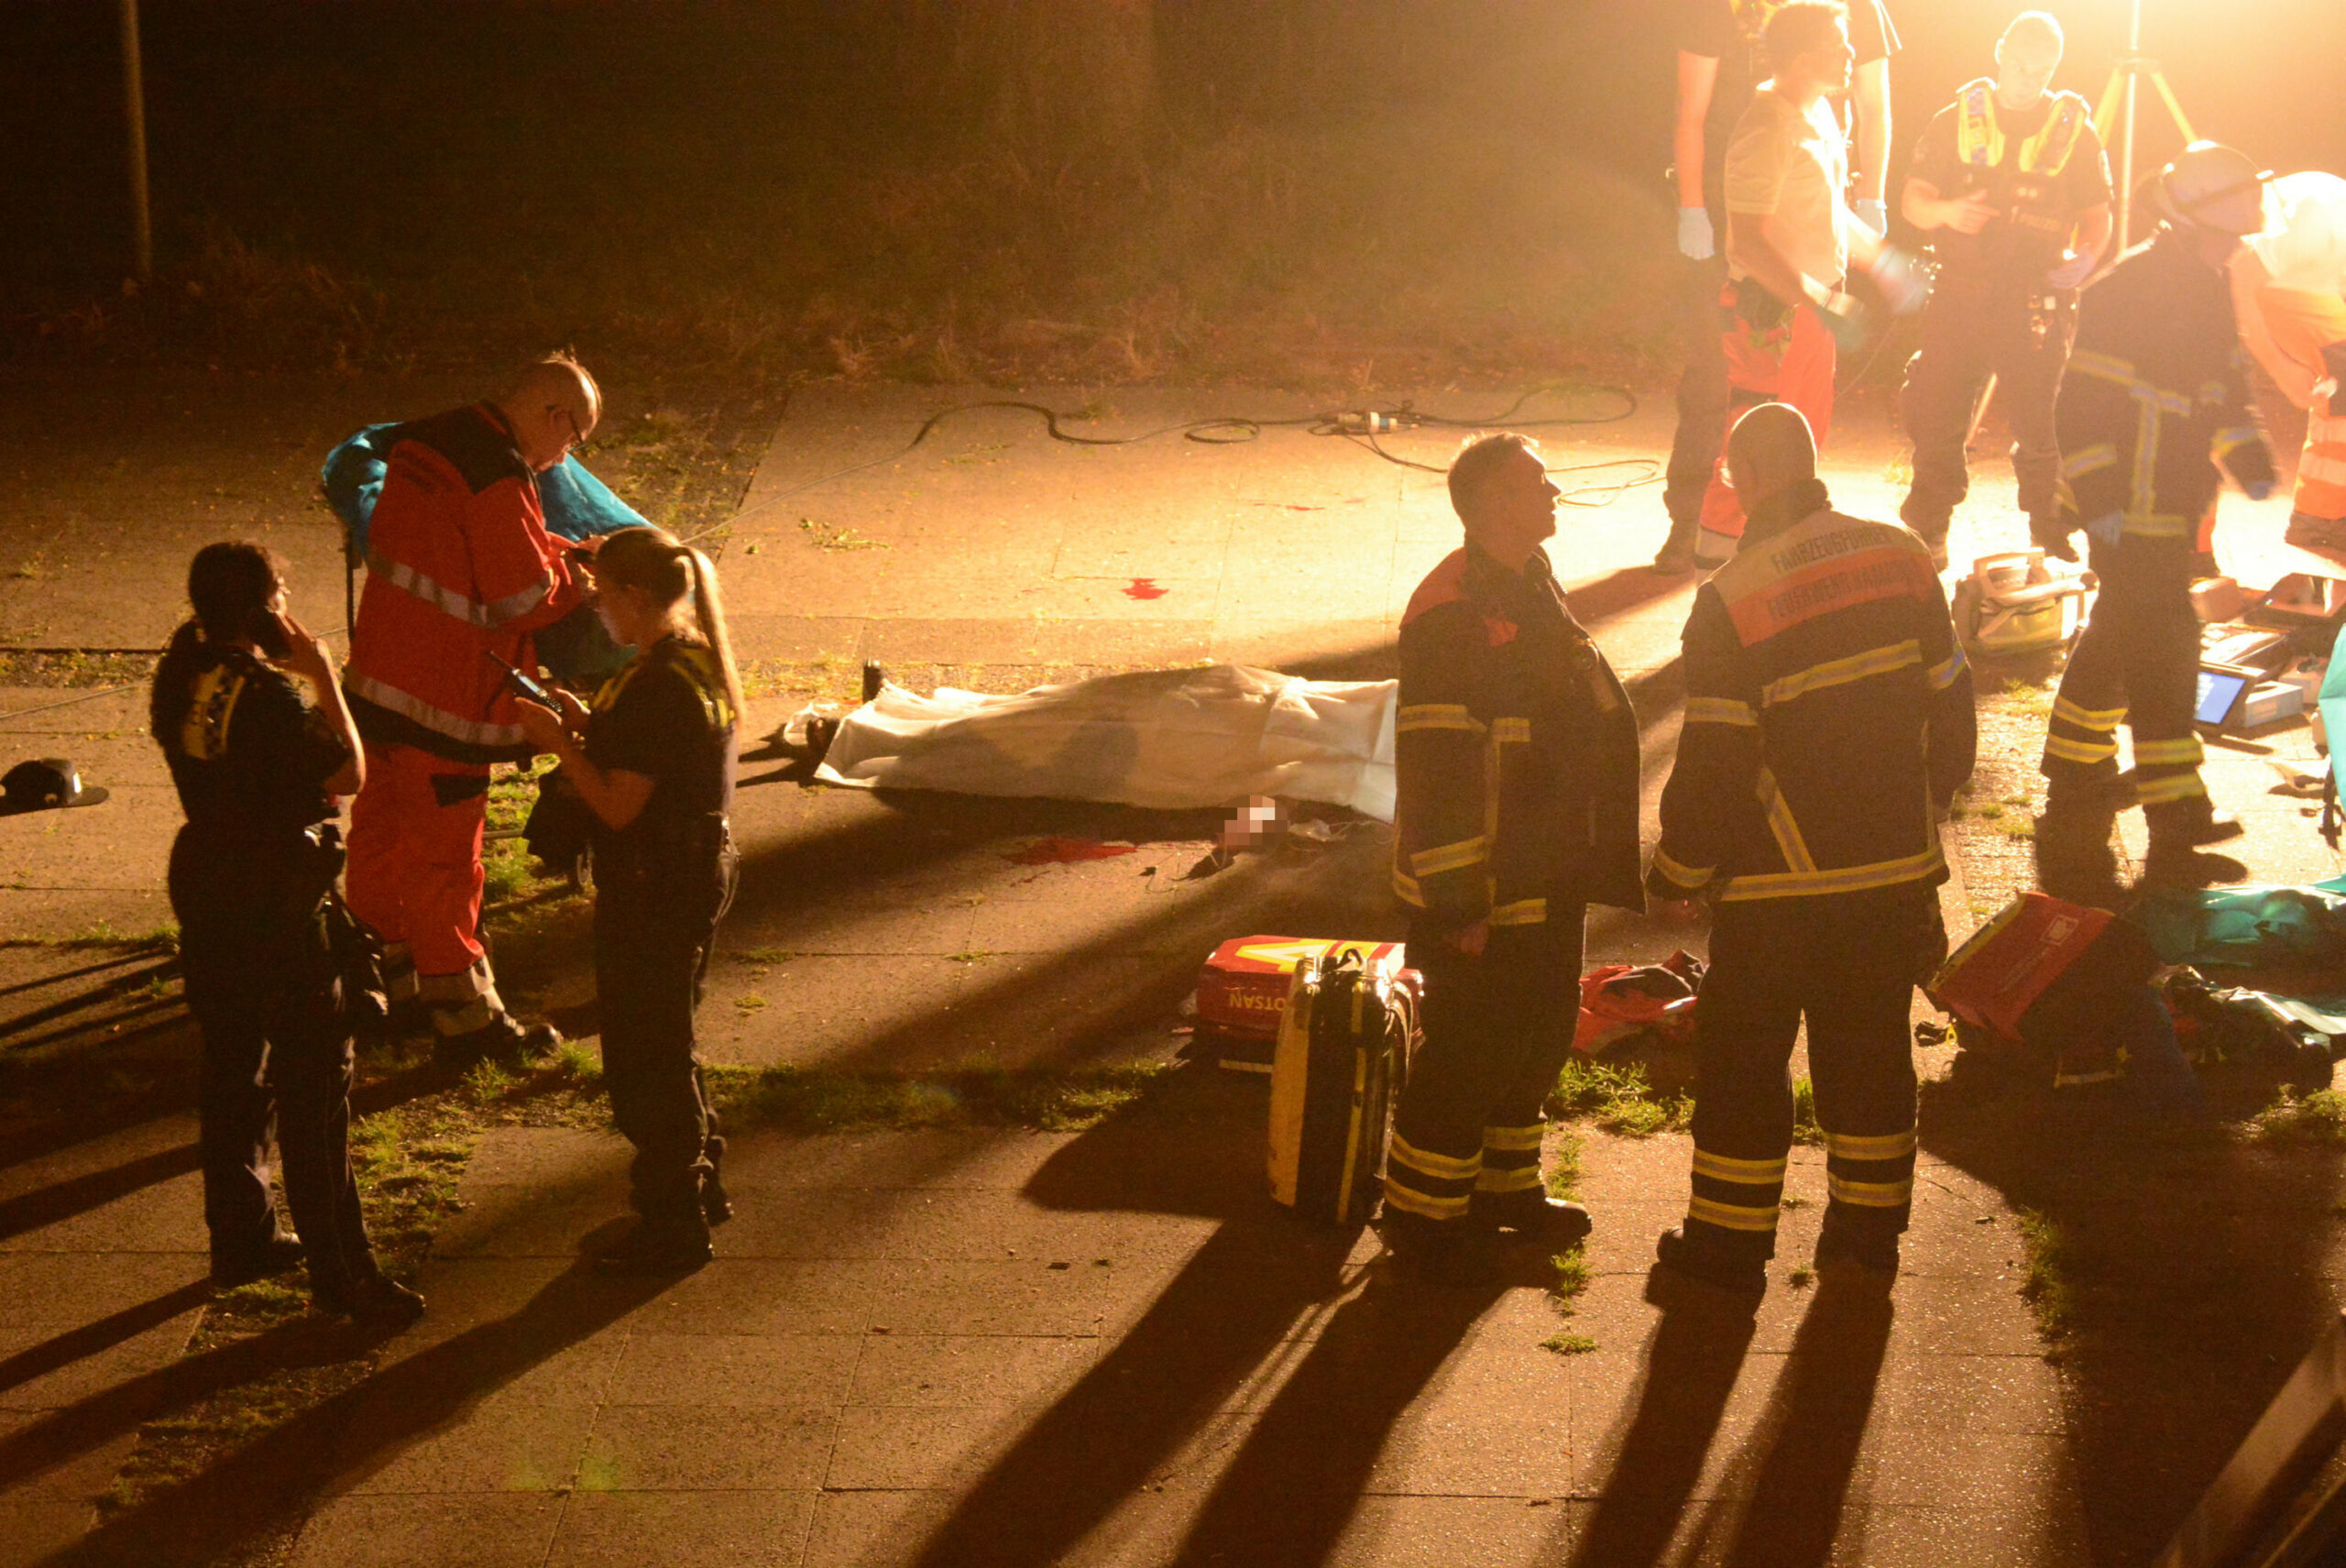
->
[321,423,649,559]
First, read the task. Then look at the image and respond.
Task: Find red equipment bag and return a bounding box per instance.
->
[1573,950,1705,1056]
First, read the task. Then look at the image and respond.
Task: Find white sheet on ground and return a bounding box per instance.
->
[813,665,1398,820]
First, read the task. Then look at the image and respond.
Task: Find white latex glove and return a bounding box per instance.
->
[2045,248,2097,292]
[1678,207,1716,261]
[1853,198,1890,239]
[1869,247,1932,316]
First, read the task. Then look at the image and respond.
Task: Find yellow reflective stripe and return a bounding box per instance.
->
[2061,442,2119,477]
[178,665,251,762]
[2119,512,2195,539]
[1689,1196,1781,1233]
[1824,1129,1916,1161]
[1491,716,1532,744]
[1826,1175,1913,1208]
[1397,704,1482,734]
[2136,773,2207,806]
[1483,1124,1547,1153]
[2045,733,2121,764]
[1475,1165,1546,1193]
[1762,640,1923,707]
[1489,897,1549,927]
[1692,1149,1789,1184]
[1927,646,1968,691]
[2134,737,2205,766]
[1410,837,1490,878]
[2213,426,2263,458]
[1381,1180,1472,1219]
[2069,350,2137,384]
[1716,846,1946,902]
[1652,847,1715,891]
[1757,767,1816,874]
[1391,866,1426,905]
[1389,1135,1481,1181]
[2054,1062,2125,1087]
[2053,696,2126,730]
[1685,696,1760,728]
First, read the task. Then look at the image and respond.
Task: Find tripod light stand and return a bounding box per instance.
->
[2093,0,2199,247]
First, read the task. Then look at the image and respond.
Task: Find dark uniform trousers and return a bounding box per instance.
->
[1386,911,1585,1223]
[171,838,378,1293]
[595,830,739,1235]
[1683,883,1940,1261]
[1666,249,1735,530]
[2041,532,2207,809]
[1901,284,2077,538]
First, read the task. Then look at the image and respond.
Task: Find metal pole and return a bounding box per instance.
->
[2115,0,2142,249]
[119,0,152,281]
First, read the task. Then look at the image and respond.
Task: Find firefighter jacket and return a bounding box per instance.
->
[345,404,587,764]
[1649,480,1976,905]
[1392,543,1643,929]
[2057,228,2278,540]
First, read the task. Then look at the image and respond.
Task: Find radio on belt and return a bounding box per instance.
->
[1196,936,1419,1073]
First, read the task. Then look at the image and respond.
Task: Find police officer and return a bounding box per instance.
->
[1898,11,2113,570]
[1380,434,1645,1286]
[515,527,742,1276]
[150,542,424,1324]
[1650,404,1974,1293]
[2036,143,2279,889]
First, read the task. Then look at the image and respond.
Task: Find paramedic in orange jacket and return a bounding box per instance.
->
[2231,172,2346,553]
[343,356,598,1060]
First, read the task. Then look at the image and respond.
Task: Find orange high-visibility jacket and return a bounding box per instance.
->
[345,404,586,764]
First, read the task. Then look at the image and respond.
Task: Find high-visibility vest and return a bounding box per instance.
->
[1954,81,2090,178]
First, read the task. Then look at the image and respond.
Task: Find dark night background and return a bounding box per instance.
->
[5,0,2343,380]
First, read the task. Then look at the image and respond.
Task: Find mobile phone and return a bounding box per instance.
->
[483,650,553,706]
[252,609,293,661]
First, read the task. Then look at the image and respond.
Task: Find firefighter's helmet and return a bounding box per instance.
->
[2155,141,2272,236]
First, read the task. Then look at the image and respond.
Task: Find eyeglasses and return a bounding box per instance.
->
[556,406,593,458]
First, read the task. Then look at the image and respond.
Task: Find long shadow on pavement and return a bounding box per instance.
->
[1921,1069,2346,1566]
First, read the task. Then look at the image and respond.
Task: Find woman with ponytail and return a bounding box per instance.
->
[515,526,742,1275]
[151,542,422,1324]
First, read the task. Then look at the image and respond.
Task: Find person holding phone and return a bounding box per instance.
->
[150,542,423,1323]
[513,527,743,1275]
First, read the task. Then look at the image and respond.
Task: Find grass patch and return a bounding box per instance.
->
[1792,1075,1824,1147]
[1549,1058,1690,1138]
[1540,1332,1598,1355]
[2015,1206,2076,1349]
[708,1061,1177,1135]
[1787,1266,1815,1288]
[1548,1243,1592,1309]
[2254,1089,2346,1143]
[1544,1128,1585,1201]
[0,921,179,953]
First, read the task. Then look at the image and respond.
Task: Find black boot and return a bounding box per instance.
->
[1655,1225,1767,1295]
[1814,1209,1900,1283]
[212,1232,306,1290]
[1469,1190,1593,1247]
[434,1010,560,1069]
[1379,1209,1503,1288]
[313,1273,428,1326]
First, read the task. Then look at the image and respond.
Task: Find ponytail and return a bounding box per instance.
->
[682,546,744,720]
[150,541,287,742]
[149,619,212,742]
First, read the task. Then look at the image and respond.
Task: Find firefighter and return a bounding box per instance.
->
[151,543,425,1324]
[1683,1,1930,570]
[1897,11,2113,570]
[2037,143,2279,888]
[2231,171,2346,553]
[1649,403,1975,1293]
[1380,434,1645,1286]
[1660,0,1902,574]
[515,527,742,1276]
[342,356,597,1061]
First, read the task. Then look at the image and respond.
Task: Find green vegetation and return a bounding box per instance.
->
[1544,1129,1585,1201]
[0,921,179,953]
[2016,1206,2076,1350]
[1787,1266,1815,1289]
[1549,1243,1592,1305]
[1540,1332,1598,1355]
[1792,1075,1824,1147]
[2254,1088,2346,1143]
[709,1061,1177,1135]
[1549,1058,1690,1138]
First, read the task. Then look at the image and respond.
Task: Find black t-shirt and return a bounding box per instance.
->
[1676,0,1899,214]
[1909,93,2113,288]
[584,635,738,854]
[156,645,348,843]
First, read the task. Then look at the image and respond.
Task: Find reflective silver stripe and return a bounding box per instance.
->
[368,552,492,629]
[484,576,554,628]
[345,672,527,750]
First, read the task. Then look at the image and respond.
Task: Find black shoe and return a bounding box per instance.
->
[595,1223,714,1277]
[1655,1226,1767,1296]
[314,1274,428,1326]
[1814,1214,1901,1283]
[2043,773,2135,820]
[2141,846,2250,891]
[435,1011,560,1069]
[212,1233,305,1289]
[1470,1191,1593,1247]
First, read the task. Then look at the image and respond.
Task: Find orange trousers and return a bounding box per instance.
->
[2261,287,2346,523]
[344,742,490,981]
[1697,285,1838,559]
